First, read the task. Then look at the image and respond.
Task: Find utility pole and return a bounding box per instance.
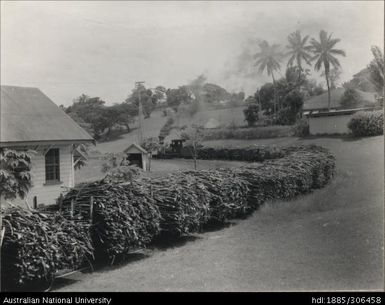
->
[135,81,145,145]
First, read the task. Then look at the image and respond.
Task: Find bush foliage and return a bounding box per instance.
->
[347,110,383,137]
[200,125,293,141]
[292,118,310,137]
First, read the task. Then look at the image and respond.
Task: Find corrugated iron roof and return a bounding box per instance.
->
[0,85,94,144]
[303,88,377,111]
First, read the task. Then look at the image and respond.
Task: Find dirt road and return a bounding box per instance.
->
[55,136,384,291]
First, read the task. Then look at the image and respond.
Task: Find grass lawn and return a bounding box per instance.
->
[75,156,250,183]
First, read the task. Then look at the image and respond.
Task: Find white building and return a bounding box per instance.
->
[302,88,379,135]
[0,85,94,207]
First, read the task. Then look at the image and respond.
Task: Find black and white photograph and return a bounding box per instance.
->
[0,0,384,295]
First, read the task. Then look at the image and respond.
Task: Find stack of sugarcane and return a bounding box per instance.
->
[142,173,211,235]
[183,169,251,223]
[235,145,336,208]
[1,206,93,291]
[60,180,161,261]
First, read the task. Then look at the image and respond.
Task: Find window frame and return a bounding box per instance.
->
[45,148,60,183]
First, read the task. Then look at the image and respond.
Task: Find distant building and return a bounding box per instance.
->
[303,88,377,112]
[302,88,380,135]
[0,85,94,207]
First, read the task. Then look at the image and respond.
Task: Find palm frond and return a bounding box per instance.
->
[329,49,346,56]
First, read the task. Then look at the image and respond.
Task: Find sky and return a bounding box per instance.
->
[1,1,384,106]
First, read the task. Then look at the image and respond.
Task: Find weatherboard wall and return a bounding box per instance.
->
[7,145,74,208]
[308,114,353,135]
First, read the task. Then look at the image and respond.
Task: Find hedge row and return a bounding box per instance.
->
[193,144,313,162]
[1,144,336,290]
[193,145,284,162]
[201,125,293,141]
[347,110,383,137]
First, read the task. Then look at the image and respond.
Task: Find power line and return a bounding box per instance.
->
[135,81,145,145]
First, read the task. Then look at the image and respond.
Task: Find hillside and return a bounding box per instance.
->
[93,105,246,154]
[303,88,378,110]
[94,110,168,154]
[168,106,246,139]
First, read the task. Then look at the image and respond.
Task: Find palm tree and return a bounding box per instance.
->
[310,30,346,110]
[254,40,283,118]
[286,30,312,81]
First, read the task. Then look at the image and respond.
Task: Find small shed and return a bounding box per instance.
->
[124,143,148,171]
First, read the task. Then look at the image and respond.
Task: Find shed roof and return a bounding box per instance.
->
[0,85,94,145]
[124,143,148,154]
[303,88,377,111]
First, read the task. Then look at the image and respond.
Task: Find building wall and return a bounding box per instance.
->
[8,144,74,207]
[309,114,354,135]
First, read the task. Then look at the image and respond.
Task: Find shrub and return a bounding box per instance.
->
[292,118,310,137]
[347,110,383,137]
[243,102,259,126]
[1,207,93,291]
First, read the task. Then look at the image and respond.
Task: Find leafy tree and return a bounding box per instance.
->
[310,30,346,110]
[286,30,312,81]
[180,125,204,170]
[125,85,156,119]
[113,103,137,132]
[368,46,384,95]
[254,40,284,118]
[342,68,376,92]
[257,83,275,116]
[166,86,193,112]
[0,149,33,201]
[276,89,304,125]
[66,95,108,139]
[340,87,363,109]
[153,86,167,105]
[202,83,231,104]
[243,98,259,126]
[229,92,245,107]
[141,137,160,171]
